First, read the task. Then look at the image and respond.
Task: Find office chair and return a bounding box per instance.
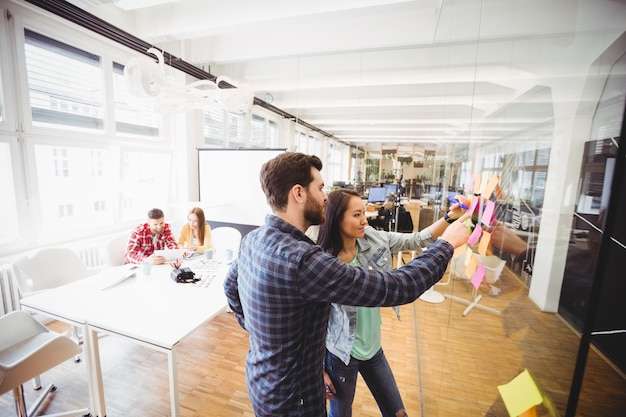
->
[11,248,95,361]
[0,310,90,417]
[104,233,129,266]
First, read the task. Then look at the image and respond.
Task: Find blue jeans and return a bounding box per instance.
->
[325,348,407,417]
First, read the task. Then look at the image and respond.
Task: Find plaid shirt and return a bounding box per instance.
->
[124,223,178,264]
[224,215,453,416]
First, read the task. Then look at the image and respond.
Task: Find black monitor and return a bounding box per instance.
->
[367,187,388,203]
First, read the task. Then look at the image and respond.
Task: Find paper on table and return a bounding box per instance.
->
[497,369,543,417]
[85,267,137,290]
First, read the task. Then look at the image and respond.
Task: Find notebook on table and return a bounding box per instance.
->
[153,248,186,261]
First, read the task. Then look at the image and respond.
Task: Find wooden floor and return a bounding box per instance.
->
[2,265,625,416]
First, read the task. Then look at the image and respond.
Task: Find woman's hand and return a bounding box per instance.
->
[446,194,469,221]
[183,242,198,251]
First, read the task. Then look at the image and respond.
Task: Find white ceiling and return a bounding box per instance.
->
[70,0,626,154]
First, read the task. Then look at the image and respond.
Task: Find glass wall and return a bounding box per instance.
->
[1,1,625,416]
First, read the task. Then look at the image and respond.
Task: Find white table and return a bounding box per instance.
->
[20,258,230,417]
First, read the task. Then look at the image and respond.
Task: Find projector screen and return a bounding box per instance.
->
[198,148,285,226]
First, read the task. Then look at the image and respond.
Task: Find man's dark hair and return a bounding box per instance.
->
[148,208,164,219]
[260,152,323,212]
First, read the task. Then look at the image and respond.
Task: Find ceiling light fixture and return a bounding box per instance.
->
[124,47,254,113]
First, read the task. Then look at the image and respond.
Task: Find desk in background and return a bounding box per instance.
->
[20,257,230,417]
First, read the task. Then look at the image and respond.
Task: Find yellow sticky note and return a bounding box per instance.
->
[483,175,499,198]
[464,252,478,279]
[478,231,491,255]
[479,171,489,194]
[473,173,481,194]
[454,244,467,258]
[463,247,473,266]
[497,369,543,417]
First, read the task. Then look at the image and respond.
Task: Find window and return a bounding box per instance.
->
[267,120,278,147]
[203,108,225,146]
[250,114,265,148]
[0,141,19,245]
[228,112,246,147]
[24,29,104,131]
[35,144,115,238]
[119,151,171,222]
[112,62,159,136]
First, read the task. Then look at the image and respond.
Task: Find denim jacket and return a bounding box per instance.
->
[325,226,436,365]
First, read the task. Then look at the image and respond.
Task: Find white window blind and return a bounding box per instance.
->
[228,112,246,147]
[24,29,104,130]
[250,113,265,148]
[203,108,225,146]
[268,120,278,147]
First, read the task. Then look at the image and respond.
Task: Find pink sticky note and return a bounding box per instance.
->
[467,224,483,246]
[481,200,495,226]
[471,263,486,289]
[467,195,479,216]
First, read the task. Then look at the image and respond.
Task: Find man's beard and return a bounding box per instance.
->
[304,194,326,226]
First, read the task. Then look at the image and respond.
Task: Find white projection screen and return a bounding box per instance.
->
[198,148,285,226]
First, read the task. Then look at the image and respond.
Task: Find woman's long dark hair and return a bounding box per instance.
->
[189,207,206,245]
[317,189,361,256]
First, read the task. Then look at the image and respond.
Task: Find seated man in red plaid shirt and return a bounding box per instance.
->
[124,208,179,264]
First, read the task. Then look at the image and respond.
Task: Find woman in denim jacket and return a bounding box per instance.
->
[316,189,464,417]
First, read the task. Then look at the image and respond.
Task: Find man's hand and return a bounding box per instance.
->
[439,212,471,248]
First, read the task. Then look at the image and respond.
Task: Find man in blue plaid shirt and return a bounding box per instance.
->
[224,152,469,416]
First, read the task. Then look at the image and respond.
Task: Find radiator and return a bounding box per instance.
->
[75,245,107,268]
[0,264,21,315]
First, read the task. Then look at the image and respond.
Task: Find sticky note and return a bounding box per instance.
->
[481,200,495,226]
[464,252,478,279]
[468,195,479,216]
[467,224,483,246]
[483,175,499,198]
[478,231,491,255]
[495,183,504,199]
[473,173,482,194]
[479,171,489,194]
[463,247,473,266]
[497,369,543,417]
[454,244,467,258]
[471,263,485,289]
